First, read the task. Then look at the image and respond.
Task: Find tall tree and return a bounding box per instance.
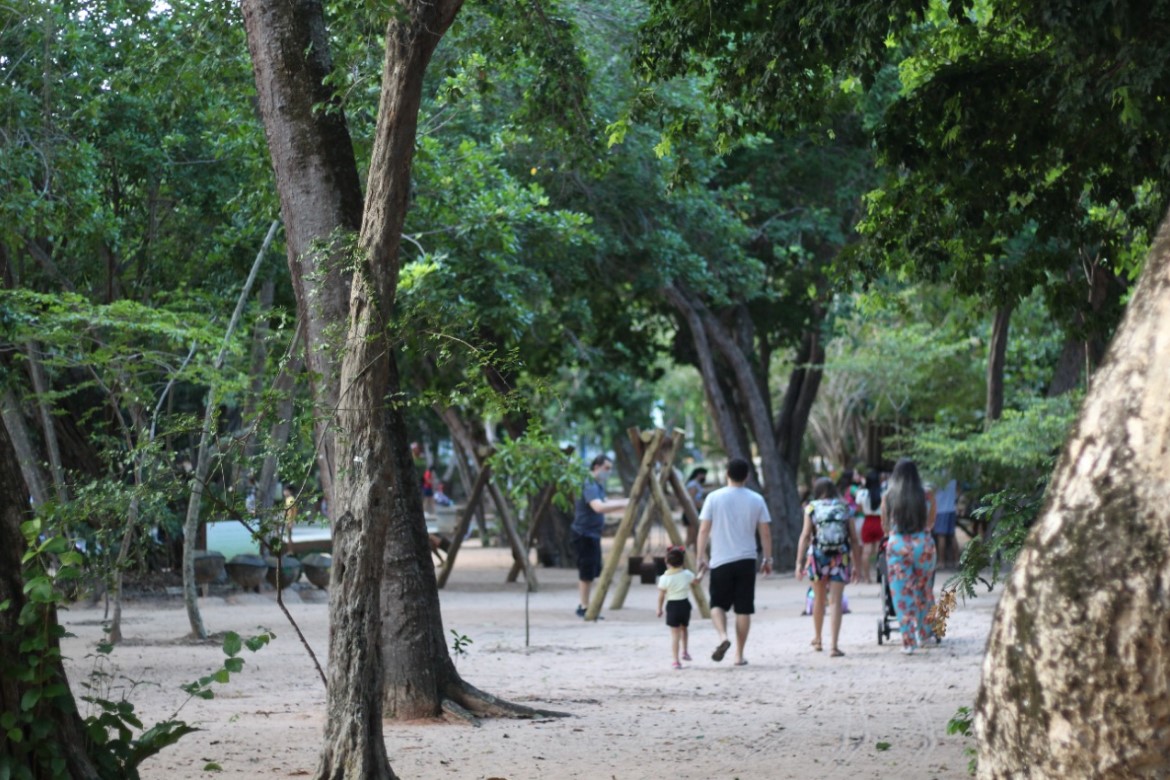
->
[0,416,101,779]
[976,203,1170,776]
[241,0,556,775]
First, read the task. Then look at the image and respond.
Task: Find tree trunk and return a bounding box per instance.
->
[985,303,1012,429]
[671,285,805,563]
[0,409,102,780]
[1046,336,1086,397]
[664,284,750,462]
[0,386,50,506]
[241,0,362,514]
[975,208,1170,777]
[25,342,69,503]
[245,1,557,774]
[774,326,825,470]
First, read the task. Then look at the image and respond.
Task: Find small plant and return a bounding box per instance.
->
[947,705,977,775]
[450,629,473,661]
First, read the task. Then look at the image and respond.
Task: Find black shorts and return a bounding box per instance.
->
[665,599,692,627]
[708,557,758,614]
[571,533,601,582]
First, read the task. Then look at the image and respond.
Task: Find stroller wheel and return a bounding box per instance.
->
[877,617,884,645]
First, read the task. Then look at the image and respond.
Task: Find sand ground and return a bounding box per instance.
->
[59,545,996,779]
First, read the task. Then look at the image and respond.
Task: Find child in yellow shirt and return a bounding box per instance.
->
[656,546,699,669]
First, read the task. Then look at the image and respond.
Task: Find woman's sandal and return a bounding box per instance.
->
[830,648,845,658]
[811,639,823,652]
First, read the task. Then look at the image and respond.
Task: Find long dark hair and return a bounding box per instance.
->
[885,459,927,533]
[863,469,882,512]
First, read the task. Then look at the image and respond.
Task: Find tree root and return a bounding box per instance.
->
[445,679,571,721]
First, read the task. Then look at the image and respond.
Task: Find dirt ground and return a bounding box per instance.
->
[59,545,996,780]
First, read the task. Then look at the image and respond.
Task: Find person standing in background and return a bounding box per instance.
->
[571,455,629,618]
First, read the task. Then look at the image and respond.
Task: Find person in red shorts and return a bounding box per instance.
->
[855,469,885,583]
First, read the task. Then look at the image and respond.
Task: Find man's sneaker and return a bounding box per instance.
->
[575,605,586,618]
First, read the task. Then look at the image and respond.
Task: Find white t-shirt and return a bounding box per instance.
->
[657,568,695,601]
[699,485,771,569]
[857,488,882,516]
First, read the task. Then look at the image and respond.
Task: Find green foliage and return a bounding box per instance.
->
[946,705,978,774]
[488,426,589,515]
[906,394,1078,494]
[2,520,272,780]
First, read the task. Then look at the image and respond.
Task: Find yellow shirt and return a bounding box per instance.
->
[657,567,695,601]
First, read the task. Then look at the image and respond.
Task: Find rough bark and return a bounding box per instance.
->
[241,0,361,511]
[0,403,101,780]
[242,2,393,773]
[664,284,749,463]
[985,303,1012,428]
[975,207,1170,777]
[244,2,557,774]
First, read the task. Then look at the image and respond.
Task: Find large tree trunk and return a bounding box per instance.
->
[241,1,395,774]
[244,2,554,775]
[666,284,805,564]
[0,403,101,780]
[241,0,361,513]
[975,208,1170,776]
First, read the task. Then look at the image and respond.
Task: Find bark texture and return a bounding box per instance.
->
[241,0,362,509]
[0,409,100,779]
[665,283,816,564]
[976,208,1170,777]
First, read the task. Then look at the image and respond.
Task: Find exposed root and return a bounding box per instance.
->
[447,679,571,720]
[441,697,481,726]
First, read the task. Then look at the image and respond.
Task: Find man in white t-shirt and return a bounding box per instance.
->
[697,458,773,665]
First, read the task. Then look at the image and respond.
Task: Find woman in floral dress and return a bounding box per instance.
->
[881,458,937,654]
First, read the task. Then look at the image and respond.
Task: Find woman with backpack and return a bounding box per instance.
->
[795,477,861,657]
[881,458,938,654]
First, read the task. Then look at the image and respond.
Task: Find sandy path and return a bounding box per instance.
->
[59,546,993,779]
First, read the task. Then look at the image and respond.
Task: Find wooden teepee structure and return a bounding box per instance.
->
[584,427,710,621]
[435,445,539,591]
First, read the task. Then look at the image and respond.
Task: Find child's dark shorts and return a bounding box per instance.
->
[665,599,692,628]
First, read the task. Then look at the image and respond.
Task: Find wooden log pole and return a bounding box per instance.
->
[608,496,657,610]
[436,463,492,588]
[610,432,679,610]
[584,429,665,621]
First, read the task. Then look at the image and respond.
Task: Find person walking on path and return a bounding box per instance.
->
[855,469,885,583]
[656,545,698,669]
[696,458,773,665]
[795,477,861,657]
[571,455,629,618]
[881,458,938,654]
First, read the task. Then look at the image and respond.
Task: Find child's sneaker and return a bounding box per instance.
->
[575,605,586,618]
[681,652,692,661]
[671,661,683,670]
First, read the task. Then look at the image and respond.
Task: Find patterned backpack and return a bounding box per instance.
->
[810,499,851,554]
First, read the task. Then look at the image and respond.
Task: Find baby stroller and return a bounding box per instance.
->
[875,537,898,645]
[875,536,941,647]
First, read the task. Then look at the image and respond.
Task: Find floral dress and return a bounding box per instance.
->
[886,529,937,649]
[806,499,853,584]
